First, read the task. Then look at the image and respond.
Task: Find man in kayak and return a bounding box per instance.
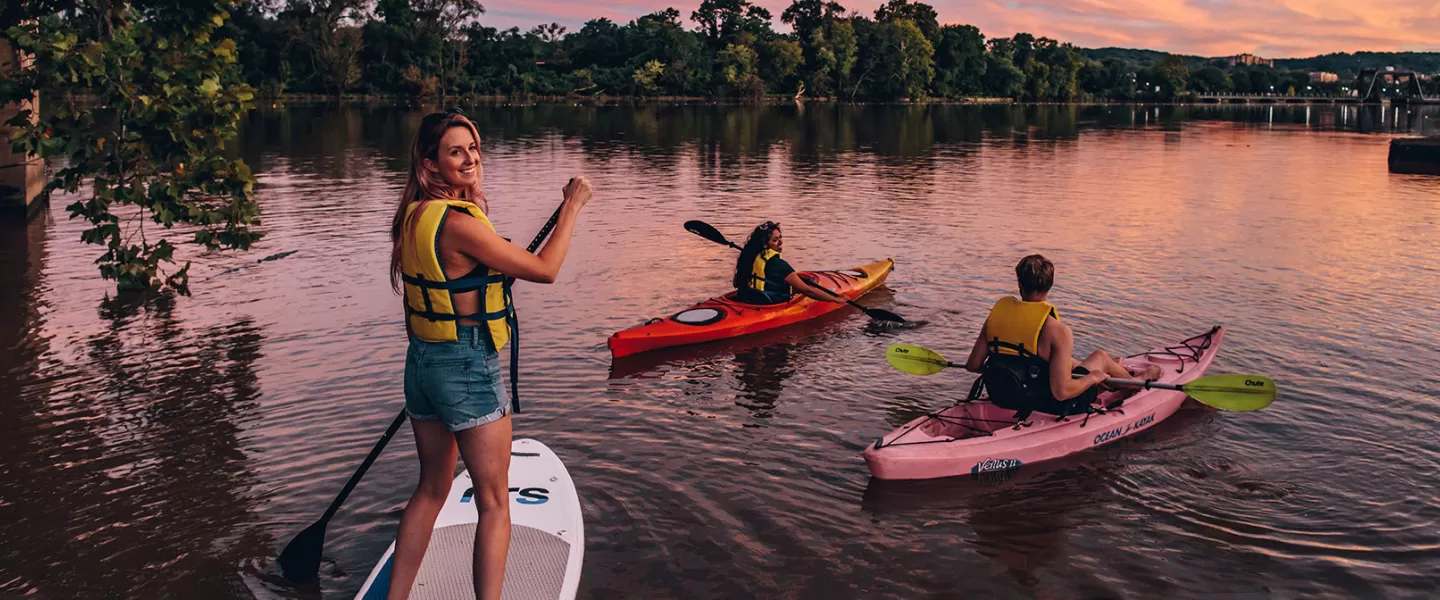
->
[963,254,1163,417]
[733,221,845,306]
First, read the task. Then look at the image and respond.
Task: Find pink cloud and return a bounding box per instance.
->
[477,0,1440,57]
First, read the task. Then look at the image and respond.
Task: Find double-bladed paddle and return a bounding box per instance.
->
[884,343,1276,411]
[278,201,567,582]
[683,219,906,324]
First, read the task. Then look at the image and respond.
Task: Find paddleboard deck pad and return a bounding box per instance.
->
[355,438,583,599]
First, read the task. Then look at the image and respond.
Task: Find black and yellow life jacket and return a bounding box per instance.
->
[746,249,792,303]
[974,296,1092,419]
[400,199,521,412]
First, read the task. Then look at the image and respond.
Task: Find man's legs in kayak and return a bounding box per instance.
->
[1076,350,1164,382]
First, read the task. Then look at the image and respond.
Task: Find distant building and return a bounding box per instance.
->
[1226,54,1274,67]
[1309,72,1339,84]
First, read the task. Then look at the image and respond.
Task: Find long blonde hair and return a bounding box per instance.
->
[389,111,487,292]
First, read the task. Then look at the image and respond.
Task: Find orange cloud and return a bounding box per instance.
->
[480,0,1440,57]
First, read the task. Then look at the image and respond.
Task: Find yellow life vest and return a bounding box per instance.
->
[400,200,513,349]
[747,249,791,299]
[984,296,1059,356]
[979,296,1093,418]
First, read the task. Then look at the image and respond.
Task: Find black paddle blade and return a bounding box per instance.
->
[277,519,326,581]
[684,220,732,247]
[862,307,906,323]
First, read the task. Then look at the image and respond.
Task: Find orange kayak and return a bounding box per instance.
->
[607,259,895,358]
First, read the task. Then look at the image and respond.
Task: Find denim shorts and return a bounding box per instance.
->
[404,325,511,432]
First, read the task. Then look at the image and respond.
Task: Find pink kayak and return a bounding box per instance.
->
[863,326,1224,481]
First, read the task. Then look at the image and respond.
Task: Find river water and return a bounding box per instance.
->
[1,103,1437,599]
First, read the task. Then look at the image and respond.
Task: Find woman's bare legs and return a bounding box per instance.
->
[455,415,513,600]
[386,419,459,600]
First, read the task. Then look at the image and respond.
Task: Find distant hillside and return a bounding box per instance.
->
[1274,52,1440,74]
[1081,48,1440,73]
[1081,48,1205,68]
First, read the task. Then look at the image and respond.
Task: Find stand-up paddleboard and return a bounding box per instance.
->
[355,438,583,599]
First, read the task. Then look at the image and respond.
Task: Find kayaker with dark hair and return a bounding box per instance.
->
[732,221,845,305]
[963,254,1163,417]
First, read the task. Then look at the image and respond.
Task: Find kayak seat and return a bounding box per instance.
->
[975,349,1096,421]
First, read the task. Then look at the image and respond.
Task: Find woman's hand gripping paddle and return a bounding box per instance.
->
[885,343,1276,411]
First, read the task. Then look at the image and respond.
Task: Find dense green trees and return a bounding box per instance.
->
[185,0,1116,101]
[22,0,1428,105]
[3,1,260,294]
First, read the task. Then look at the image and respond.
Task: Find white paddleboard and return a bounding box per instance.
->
[354,438,584,599]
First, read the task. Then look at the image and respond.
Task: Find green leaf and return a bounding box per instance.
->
[82,42,103,66]
[27,4,262,297]
[214,39,236,60]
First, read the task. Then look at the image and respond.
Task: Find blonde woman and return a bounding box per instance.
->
[386,109,591,600]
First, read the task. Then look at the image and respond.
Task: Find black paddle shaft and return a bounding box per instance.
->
[278,201,567,581]
[800,275,906,323]
[509,203,566,283]
[322,410,406,523]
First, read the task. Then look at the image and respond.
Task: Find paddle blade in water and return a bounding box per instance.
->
[684,220,732,247]
[886,344,951,376]
[863,307,907,323]
[1181,374,1277,411]
[277,519,326,581]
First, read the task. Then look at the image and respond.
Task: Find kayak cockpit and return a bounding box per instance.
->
[873,327,1222,450]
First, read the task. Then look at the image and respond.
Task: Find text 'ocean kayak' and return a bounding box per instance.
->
[607,259,895,359]
[863,326,1224,481]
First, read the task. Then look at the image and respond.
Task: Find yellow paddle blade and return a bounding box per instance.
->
[886,344,953,376]
[1181,374,1277,411]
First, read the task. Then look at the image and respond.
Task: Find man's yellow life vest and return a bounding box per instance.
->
[984,296,1058,355]
[978,296,1094,419]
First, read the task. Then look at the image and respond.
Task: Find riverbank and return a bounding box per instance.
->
[259,92,1018,106]
[259,92,1440,109]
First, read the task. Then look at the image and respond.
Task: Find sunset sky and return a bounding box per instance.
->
[477,0,1440,58]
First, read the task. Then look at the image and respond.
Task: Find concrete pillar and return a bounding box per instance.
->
[0,36,44,220]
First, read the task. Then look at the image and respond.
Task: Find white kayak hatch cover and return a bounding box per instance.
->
[673,307,725,326]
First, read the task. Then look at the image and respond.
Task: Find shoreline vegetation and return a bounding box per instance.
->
[210,0,1438,105]
[245,93,1414,107]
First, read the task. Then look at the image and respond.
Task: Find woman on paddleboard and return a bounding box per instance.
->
[387,109,592,600]
[733,221,844,305]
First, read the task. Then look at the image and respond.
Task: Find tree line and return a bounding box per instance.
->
[215,0,1440,102]
[2,0,1435,296]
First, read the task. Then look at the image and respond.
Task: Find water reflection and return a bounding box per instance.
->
[860,454,1109,596]
[447,103,1440,154]
[2,101,1437,599]
[860,410,1216,595]
[0,280,271,596]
